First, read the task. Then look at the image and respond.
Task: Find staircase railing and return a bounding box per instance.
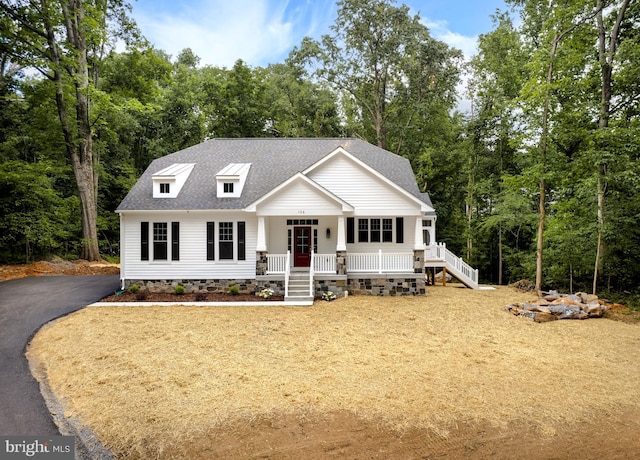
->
[284,250,290,298]
[428,243,479,288]
[309,251,315,297]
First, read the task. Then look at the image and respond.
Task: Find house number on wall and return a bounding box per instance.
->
[298,210,305,214]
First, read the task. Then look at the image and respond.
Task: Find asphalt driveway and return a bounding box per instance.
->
[0,275,120,435]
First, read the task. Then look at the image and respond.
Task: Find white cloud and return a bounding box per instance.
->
[133,0,330,68]
[423,18,478,60]
[422,18,479,113]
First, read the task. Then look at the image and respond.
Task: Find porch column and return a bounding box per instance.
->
[337,216,346,251]
[256,216,266,251]
[413,217,424,250]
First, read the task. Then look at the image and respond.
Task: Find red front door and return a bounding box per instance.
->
[294,227,311,267]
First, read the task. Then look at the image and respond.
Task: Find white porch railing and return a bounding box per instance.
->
[314,253,336,273]
[347,250,413,273]
[267,253,288,274]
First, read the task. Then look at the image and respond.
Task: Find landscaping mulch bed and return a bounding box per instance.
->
[99,291,285,303]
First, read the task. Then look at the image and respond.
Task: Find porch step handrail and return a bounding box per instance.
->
[284,251,291,298]
[309,250,315,297]
[429,243,479,289]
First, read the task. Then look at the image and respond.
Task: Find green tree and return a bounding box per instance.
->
[203,59,268,138]
[291,0,461,152]
[0,0,137,260]
[263,62,343,137]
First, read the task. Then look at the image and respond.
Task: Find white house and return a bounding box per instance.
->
[117,138,478,300]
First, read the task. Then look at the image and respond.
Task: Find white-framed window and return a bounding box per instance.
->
[347,217,403,244]
[223,182,234,193]
[159,183,170,194]
[219,222,233,259]
[382,218,393,242]
[153,223,167,260]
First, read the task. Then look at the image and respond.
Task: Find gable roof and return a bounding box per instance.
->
[116,138,433,212]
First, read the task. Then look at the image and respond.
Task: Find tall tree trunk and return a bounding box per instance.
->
[52,0,100,260]
[592,0,630,294]
[498,224,503,285]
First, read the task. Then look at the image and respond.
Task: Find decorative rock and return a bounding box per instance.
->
[506,291,607,322]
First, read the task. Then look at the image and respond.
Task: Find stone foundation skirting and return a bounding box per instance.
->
[347,275,426,296]
[125,279,260,294]
[126,274,426,297]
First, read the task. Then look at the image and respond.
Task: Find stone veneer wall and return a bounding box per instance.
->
[347,276,426,296]
[125,279,262,294]
[125,276,425,297]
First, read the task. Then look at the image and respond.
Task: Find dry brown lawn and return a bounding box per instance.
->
[27,286,640,459]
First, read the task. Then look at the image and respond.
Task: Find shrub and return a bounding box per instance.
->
[322,291,337,301]
[174,285,185,295]
[195,292,208,301]
[135,290,148,301]
[128,284,139,294]
[259,288,274,299]
[229,285,240,296]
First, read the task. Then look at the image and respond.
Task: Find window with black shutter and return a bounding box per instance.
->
[237,222,246,261]
[141,222,149,260]
[346,217,355,244]
[396,217,404,243]
[206,222,215,260]
[171,222,180,260]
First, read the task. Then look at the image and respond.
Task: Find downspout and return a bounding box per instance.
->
[119,212,125,290]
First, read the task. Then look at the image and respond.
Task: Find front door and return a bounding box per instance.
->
[294,226,311,267]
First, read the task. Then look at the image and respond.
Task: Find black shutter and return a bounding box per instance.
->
[237,222,246,261]
[206,222,215,260]
[141,222,149,260]
[396,217,404,243]
[171,222,180,260]
[347,217,355,244]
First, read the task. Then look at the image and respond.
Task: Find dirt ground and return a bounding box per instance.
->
[27,285,640,460]
[0,258,119,281]
[181,409,640,460]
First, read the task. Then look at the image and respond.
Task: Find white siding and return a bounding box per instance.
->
[121,211,257,280]
[307,154,420,216]
[258,179,343,216]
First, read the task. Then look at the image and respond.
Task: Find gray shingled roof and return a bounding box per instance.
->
[116,138,433,211]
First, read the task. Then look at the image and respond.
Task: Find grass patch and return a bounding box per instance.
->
[27,286,640,459]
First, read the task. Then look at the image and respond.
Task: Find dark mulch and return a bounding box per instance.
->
[99,291,285,303]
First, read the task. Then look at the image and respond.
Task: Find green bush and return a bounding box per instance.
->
[128,284,139,294]
[229,285,240,296]
[174,285,185,295]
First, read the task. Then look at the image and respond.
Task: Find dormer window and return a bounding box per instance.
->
[216,163,251,198]
[152,163,195,198]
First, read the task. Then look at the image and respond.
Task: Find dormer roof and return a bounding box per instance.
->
[151,163,195,198]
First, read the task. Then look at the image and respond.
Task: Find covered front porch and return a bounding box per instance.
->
[254,215,433,300]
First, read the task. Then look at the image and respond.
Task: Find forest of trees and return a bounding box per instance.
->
[1,0,638,300]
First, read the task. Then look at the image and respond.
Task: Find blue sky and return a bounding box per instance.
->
[130,0,511,68]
